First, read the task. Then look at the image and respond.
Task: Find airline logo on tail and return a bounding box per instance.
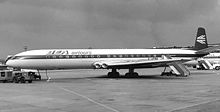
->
[196,35,206,44]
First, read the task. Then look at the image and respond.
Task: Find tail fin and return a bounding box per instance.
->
[194,27,208,50]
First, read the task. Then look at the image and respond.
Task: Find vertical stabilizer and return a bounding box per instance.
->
[194,27,208,50]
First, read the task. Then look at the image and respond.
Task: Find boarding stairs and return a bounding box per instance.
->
[198,59,213,70]
[163,55,190,77]
[169,62,190,76]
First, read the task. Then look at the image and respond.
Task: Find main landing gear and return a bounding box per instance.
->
[107,68,120,78]
[107,68,139,78]
[125,68,139,78]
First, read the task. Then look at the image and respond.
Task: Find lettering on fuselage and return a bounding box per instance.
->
[71,51,92,55]
[47,50,69,55]
[47,50,92,55]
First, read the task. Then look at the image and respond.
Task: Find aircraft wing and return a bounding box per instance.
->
[93,58,190,69]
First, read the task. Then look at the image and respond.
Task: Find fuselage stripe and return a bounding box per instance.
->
[11,54,206,60]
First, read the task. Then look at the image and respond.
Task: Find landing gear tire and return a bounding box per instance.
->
[13,77,19,83]
[215,66,220,70]
[28,80,32,83]
[20,77,25,83]
[161,72,175,76]
[125,72,139,78]
[107,72,120,78]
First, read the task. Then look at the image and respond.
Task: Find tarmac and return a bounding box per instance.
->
[0,68,220,112]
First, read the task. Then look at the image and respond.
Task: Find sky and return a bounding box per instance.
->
[0,0,220,58]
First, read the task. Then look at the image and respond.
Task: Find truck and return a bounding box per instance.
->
[213,63,220,70]
[12,71,34,83]
[0,65,37,83]
[0,70,13,83]
[27,71,41,80]
[20,69,41,80]
[0,70,34,83]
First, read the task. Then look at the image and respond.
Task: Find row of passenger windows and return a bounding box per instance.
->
[204,56,220,58]
[46,54,160,59]
[11,54,164,60]
[210,51,220,53]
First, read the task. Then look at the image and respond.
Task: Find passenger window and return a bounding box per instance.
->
[59,55,63,58]
[46,56,50,59]
[72,55,76,58]
[52,55,56,59]
[77,55,80,58]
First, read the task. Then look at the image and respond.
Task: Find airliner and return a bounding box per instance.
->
[203,53,220,63]
[6,27,219,78]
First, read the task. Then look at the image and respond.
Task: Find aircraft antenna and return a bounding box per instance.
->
[24,46,28,51]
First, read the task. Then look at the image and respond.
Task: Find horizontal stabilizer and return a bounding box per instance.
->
[196,45,220,53]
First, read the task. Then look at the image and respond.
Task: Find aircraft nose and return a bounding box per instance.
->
[5,60,12,66]
[5,55,13,64]
[6,60,18,68]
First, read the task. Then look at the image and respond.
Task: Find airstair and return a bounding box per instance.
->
[162,55,190,77]
[198,59,213,70]
[169,62,190,76]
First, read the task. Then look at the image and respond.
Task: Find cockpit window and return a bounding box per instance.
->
[10,55,46,60]
[11,56,23,60]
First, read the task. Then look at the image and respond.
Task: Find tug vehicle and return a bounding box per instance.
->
[0,65,35,83]
[12,71,34,83]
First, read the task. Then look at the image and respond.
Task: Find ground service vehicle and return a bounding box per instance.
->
[28,72,41,80]
[213,64,220,70]
[0,70,13,83]
[13,71,33,83]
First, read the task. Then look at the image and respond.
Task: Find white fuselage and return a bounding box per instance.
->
[201,53,220,64]
[6,49,204,70]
